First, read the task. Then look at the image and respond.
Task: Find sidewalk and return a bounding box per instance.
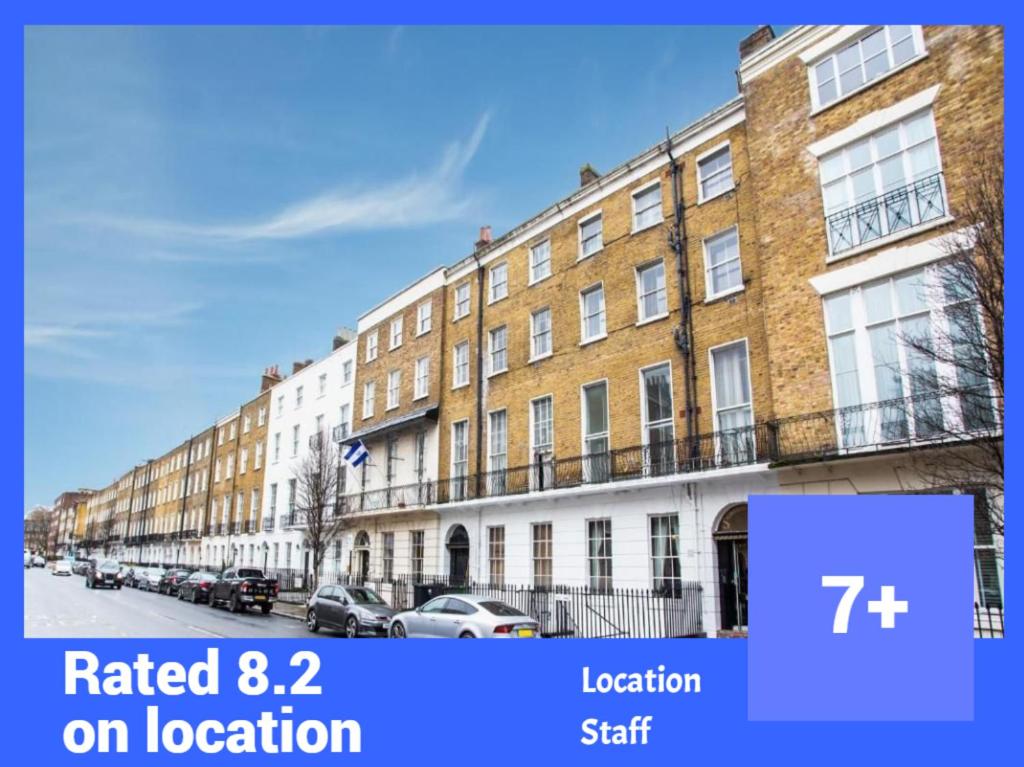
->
[273,600,306,622]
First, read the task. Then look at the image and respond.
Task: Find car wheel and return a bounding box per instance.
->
[390,622,406,638]
[116,584,122,590]
[209,594,218,608]
[345,616,359,638]
[306,610,319,632]
[191,591,199,604]
[85,579,91,588]
[230,593,241,613]
[260,604,272,615]
[459,631,475,638]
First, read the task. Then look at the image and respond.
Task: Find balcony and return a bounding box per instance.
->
[232,521,242,535]
[246,519,257,534]
[825,172,947,257]
[263,516,275,532]
[332,424,350,443]
[338,392,999,513]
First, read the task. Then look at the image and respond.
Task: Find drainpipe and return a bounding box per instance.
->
[124,465,137,563]
[666,133,699,453]
[472,231,489,500]
[176,435,194,566]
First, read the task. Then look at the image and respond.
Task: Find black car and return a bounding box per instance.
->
[158,568,194,596]
[177,570,219,604]
[209,568,278,614]
[86,559,124,589]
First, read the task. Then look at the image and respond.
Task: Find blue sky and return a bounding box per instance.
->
[24,25,772,509]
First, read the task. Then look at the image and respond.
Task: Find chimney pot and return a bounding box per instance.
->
[739,25,776,60]
[475,225,493,250]
[579,163,600,187]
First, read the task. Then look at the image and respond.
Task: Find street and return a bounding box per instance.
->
[24,566,322,639]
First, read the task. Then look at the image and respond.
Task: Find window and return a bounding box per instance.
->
[530,307,552,360]
[257,406,266,427]
[704,227,743,299]
[250,489,259,518]
[387,370,401,410]
[529,239,551,284]
[226,453,235,478]
[413,357,429,399]
[295,386,304,408]
[318,373,327,396]
[811,26,923,110]
[823,264,995,449]
[532,523,553,589]
[243,415,251,433]
[641,364,675,475]
[254,442,262,470]
[451,420,469,500]
[342,360,353,385]
[273,433,281,463]
[366,330,378,362]
[580,284,607,343]
[578,212,603,259]
[488,409,507,495]
[291,426,300,457]
[276,395,284,416]
[417,300,432,335]
[410,530,424,581]
[582,381,610,483]
[454,283,470,320]
[632,182,663,231]
[390,316,403,349]
[287,479,296,518]
[315,413,325,437]
[489,262,508,303]
[229,422,237,440]
[453,342,470,388]
[697,144,734,202]
[711,340,755,464]
[650,514,683,597]
[530,395,554,489]
[382,532,395,581]
[587,519,613,592]
[820,110,943,257]
[414,431,426,482]
[636,261,668,322]
[488,526,505,585]
[239,448,248,474]
[338,404,351,440]
[488,326,507,375]
[362,382,375,419]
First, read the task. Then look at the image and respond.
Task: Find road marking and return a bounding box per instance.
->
[187,625,225,638]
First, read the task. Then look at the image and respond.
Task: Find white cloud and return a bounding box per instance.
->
[80,112,492,243]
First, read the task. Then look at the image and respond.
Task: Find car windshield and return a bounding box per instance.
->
[346,588,384,605]
[99,561,120,572]
[479,601,526,617]
[237,569,264,578]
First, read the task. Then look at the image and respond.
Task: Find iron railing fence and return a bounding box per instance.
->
[975,603,1004,638]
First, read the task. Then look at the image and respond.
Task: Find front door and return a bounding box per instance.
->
[447,525,469,585]
[717,538,748,631]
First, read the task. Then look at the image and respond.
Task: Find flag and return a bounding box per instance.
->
[343,440,370,468]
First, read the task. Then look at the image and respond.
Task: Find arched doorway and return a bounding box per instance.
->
[447,525,469,585]
[714,504,748,631]
[352,531,370,581]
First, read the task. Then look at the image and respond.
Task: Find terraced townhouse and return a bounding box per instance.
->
[70,25,1002,636]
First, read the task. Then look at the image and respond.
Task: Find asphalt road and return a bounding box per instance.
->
[24,566,323,639]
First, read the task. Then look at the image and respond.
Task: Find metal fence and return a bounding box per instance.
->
[975,603,1004,638]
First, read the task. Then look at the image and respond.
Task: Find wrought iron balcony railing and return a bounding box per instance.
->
[332,424,350,443]
[263,516,275,532]
[825,172,947,256]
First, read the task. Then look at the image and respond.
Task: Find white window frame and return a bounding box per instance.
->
[450,419,470,490]
[635,259,669,324]
[631,179,664,233]
[453,282,471,321]
[530,307,553,362]
[703,226,744,301]
[529,393,554,468]
[708,338,756,462]
[416,300,432,336]
[529,239,552,285]
[586,517,613,592]
[696,141,734,204]
[414,356,430,400]
[807,26,927,114]
[488,325,508,376]
[638,360,676,449]
[452,341,470,389]
[342,360,353,385]
[386,369,401,410]
[366,330,378,362]
[487,408,508,475]
[362,381,375,419]
[577,210,604,260]
[579,282,607,345]
[318,372,327,397]
[488,261,508,304]
[389,316,403,350]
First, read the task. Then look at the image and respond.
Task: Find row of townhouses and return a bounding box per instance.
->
[61,26,1003,635]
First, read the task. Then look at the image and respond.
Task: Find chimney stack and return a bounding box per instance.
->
[332,326,357,351]
[260,364,283,392]
[739,25,776,60]
[475,225,492,251]
[579,163,600,187]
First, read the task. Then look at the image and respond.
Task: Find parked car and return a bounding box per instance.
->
[32,555,45,568]
[73,559,91,575]
[158,568,194,596]
[52,559,73,576]
[177,571,220,604]
[136,568,166,592]
[209,568,279,614]
[85,559,124,589]
[305,585,397,637]
[24,552,32,569]
[388,594,541,638]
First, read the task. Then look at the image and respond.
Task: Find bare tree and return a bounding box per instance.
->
[293,431,350,595]
[101,511,118,556]
[900,150,1003,536]
[23,508,50,554]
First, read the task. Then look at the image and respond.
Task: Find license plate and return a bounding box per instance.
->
[517,628,534,638]
[254,595,266,601]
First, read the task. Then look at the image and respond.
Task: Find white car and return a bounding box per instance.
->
[32,555,46,568]
[24,552,32,569]
[52,559,73,576]
[137,568,166,592]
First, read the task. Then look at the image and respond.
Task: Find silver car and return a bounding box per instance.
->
[306,585,397,638]
[388,593,541,638]
[136,568,166,592]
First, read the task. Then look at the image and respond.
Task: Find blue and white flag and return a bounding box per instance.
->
[343,440,370,468]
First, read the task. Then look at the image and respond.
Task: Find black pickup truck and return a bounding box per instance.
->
[209,567,279,614]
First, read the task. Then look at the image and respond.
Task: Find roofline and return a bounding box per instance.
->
[356,265,447,323]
